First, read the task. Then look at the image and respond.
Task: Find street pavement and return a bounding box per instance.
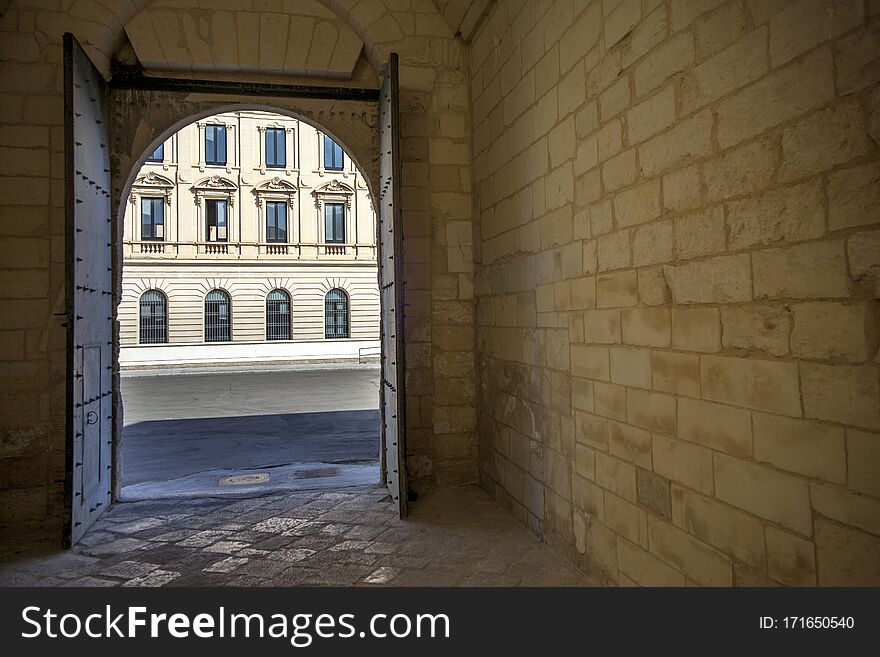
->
[120,366,381,495]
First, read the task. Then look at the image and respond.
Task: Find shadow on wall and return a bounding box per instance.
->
[122,410,380,487]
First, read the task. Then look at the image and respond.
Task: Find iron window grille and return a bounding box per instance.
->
[266,201,288,242]
[323,134,344,170]
[266,289,291,341]
[206,198,228,242]
[266,128,286,168]
[146,143,164,162]
[205,124,227,165]
[205,290,231,342]
[325,288,349,339]
[139,290,167,344]
[324,202,345,243]
[140,196,165,240]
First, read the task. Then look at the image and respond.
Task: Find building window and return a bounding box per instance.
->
[205,124,227,166]
[206,199,228,242]
[205,290,231,342]
[325,288,349,339]
[323,135,344,170]
[266,289,291,341]
[266,201,287,243]
[146,143,164,163]
[140,197,164,241]
[324,203,345,243]
[139,290,167,344]
[266,128,286,168]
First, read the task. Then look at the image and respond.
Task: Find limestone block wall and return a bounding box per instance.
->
[471,0,880,585]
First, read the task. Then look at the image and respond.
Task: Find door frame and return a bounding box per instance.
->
[64,55,406,545]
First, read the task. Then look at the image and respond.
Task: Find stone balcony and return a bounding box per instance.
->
[124,241,378,261]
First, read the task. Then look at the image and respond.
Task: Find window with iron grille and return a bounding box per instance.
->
[146,143,164,162]
[266,289,291,341]
[325,288,349,339]
[323,134,344,170]
[205,198,228,242]
[140,197,164,241]
[205,290,231,342]
[205,124,227,165]
[139,290,167,344]
[266,201,287,242]
[266,128,286,168]
[324,203,345,243]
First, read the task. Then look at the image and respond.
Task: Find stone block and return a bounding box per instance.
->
[673,487,766,568]
[652,434,714,494]
[790,302,876,362]
[753,412,846,484]
[726,181,824,250]
[617,537,687,586]
[647,515,732,586]
[610,347,652,389]
[627,84,676,145]
[652,351,700,397]
[664,254,752,304]
[597,229,632,271]
[815,519,880,586]
[636,467,671,519]
[621,307,671,347]
[596,451,637,502]
[674,207,725,259]
[828,162,880,231]
[810,482,880,537]
[638,110,714,177]
[753,241,849,300]
[714,453,812,535]
[720,305,791,356]
[626,388,676,434]
[662,164,703,212]
[680,27,768,113]
[765,526,817,586]
[613,179,662,228]
[678,397,752,457]
[597,270,638,308]
[717,47,834,149]
[801,362,880,429]
[769,0,863,67]
[847,429,880,498]
[632,220,673,267]
[701,355,801,416]
[608,419,652,469]
[594,382,628,421]
[672,307,721,353]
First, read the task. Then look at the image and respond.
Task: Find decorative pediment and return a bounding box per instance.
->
[191,175,237,207]
[314,179,354,195]
[130,172,174,206]
[193,175,237,191]
[133,172,174,189]
[253,177,297,208]
[256,177,297,193]
[311,179,355,209]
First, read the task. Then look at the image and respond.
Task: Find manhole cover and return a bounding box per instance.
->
[219,473,269,486]
[295,467,339,479]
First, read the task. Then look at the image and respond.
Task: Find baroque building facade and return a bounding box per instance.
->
[119,110,380,367]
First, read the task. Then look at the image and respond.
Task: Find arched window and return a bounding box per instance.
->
[266,289,291,341]
[324,289,349,339]
[205,290,231,342]
[139,290,167,344]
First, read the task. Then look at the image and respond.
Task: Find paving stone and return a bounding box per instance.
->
[0,487,591,587]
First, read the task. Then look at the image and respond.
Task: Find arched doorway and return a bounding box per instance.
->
[65,34,406,545]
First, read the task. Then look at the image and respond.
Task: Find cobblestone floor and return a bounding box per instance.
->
[0,486,589,587]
